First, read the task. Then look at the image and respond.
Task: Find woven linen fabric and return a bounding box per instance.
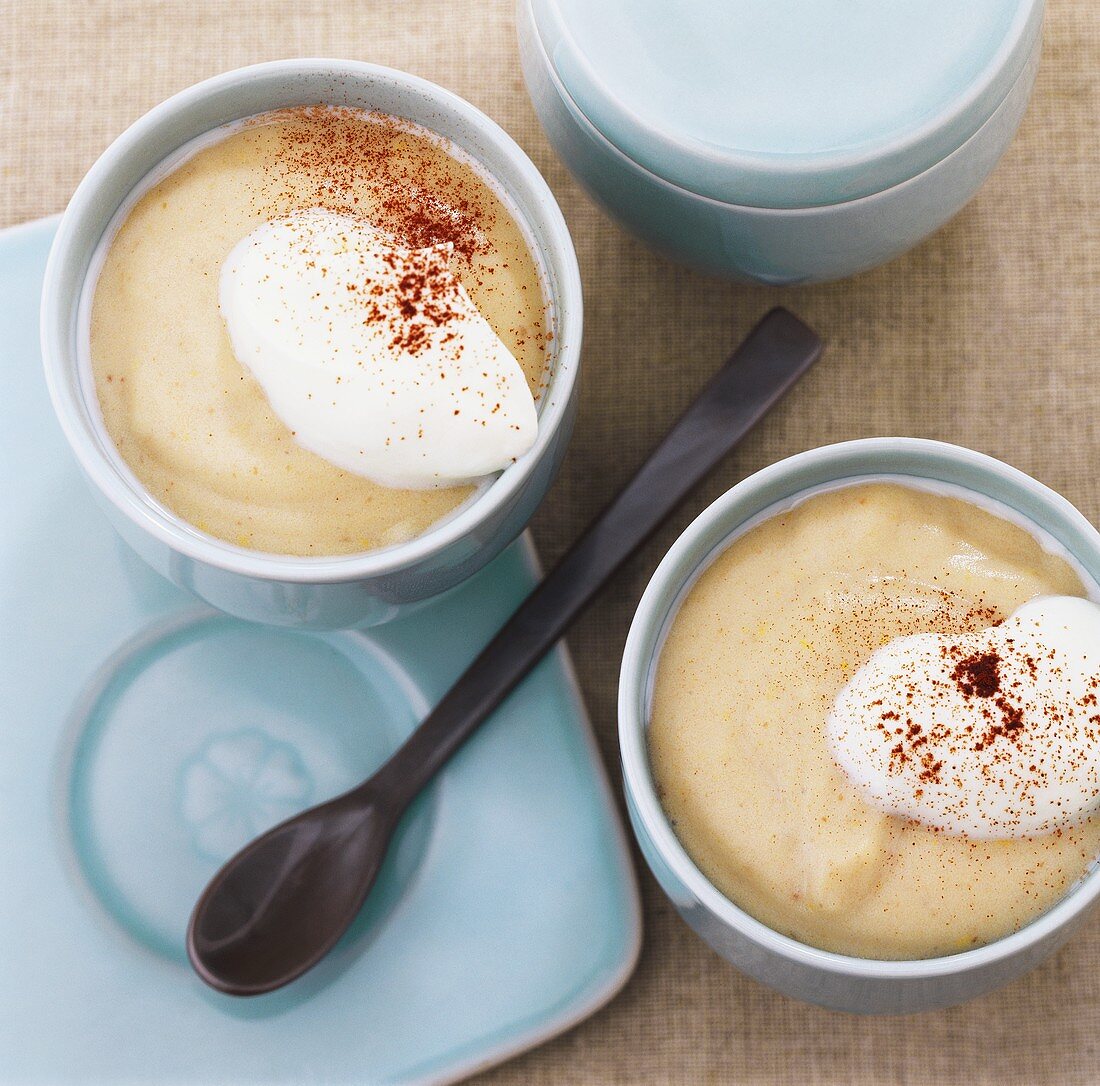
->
[4,1,1100,1082]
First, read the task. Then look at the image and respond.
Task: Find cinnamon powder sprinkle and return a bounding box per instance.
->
[336,240,468,357]
[239,105,553,381]
[246,105,491,263]
[853,606,1100,833]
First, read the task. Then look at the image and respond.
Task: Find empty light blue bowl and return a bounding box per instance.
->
[520,0,1045,283]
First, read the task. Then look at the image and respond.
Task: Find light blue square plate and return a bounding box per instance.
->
[0,218,641,1084]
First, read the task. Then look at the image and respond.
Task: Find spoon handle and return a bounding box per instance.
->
[375,307,822,800]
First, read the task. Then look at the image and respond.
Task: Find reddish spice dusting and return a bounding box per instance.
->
[863,601,1007,787]
[332,242,469,357]
[238,105,559,378]
[850,596,1100,835]
[247,105,491,263]
[952,652,1002,699]
[229,105,553,419]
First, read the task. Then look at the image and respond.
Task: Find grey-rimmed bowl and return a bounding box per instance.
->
[41,59,582,629]
[619,438,1100,1013]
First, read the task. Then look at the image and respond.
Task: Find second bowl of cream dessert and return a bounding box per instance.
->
[620,439,1100,1013]
[42,61,581,628]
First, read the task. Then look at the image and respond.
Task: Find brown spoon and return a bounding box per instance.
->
[187,307,823,995]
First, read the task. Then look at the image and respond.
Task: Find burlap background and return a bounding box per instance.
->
[4,1,1100,1081]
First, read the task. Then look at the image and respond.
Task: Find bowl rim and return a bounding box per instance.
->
[523,0,1044,209]
[40,58,582,584]
[619,436,1100,980]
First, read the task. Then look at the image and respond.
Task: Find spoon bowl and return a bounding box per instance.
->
[188,786,398,995]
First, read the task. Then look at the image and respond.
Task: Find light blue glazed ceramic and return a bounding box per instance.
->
[620,439,1100,1014]
[4,217,639,1083]
[40,60,582,629]
[519,0,1044,283]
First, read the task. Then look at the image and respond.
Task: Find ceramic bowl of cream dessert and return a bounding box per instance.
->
[41,60,581,628]
[620,439,1100,1013]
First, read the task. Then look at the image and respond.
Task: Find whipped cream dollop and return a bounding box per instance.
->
[827,596,1100,838]
[219,208,538,489]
